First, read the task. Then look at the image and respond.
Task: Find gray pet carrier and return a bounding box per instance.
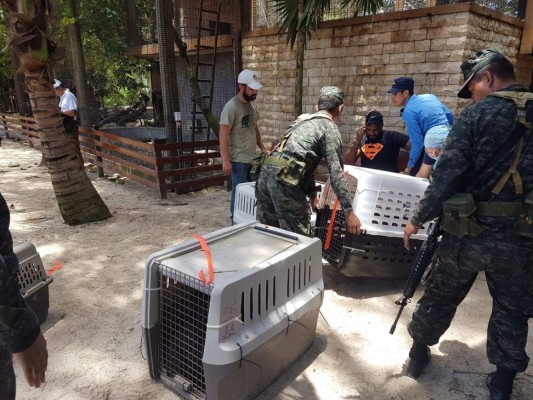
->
[142,222,323,399]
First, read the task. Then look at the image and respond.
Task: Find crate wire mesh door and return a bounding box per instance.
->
[315,166,429,278]
[142,222,323,399]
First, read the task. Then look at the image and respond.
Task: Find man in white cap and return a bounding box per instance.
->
[219,69,267,224]
[53,79,78,134]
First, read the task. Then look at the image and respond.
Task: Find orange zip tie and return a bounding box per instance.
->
[324,198,339,251]
[47,261,63,277]
[193,234,214,285]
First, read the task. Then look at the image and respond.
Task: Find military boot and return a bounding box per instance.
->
[486,367,516,400]
[406,341,431,378]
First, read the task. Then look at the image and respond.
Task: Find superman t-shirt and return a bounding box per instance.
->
[359,130,409,173]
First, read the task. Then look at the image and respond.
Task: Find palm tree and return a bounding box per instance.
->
[1,0,111,225]
[273,0,383,117]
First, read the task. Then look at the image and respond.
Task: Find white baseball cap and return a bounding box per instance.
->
[53,79,61,88]
[237,69,263,90]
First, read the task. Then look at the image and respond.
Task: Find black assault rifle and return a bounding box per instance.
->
[389,217,442,335]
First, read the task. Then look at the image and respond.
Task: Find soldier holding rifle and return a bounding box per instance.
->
[402,49,533,400]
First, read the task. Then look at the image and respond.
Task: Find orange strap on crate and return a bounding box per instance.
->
[324,198,339,251]
[47,261,63,277]
[193,234,214,285]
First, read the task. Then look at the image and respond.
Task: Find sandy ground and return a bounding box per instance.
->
[1,138,532,400]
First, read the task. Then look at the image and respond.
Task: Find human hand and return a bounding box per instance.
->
[345,211,362,235]
[403,222,420,250]
[12,332,48,388]
[354,125,366,143]
[222,159,232,176]
[309,195,319,212]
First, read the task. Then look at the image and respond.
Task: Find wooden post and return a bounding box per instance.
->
[395,0,405,12]
[1,114,9,139]
[154,144,167,199]
[520,0,533,55]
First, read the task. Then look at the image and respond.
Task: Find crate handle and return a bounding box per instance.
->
[193,234,214,285]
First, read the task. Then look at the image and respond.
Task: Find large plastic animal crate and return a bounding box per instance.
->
[142,222,323,400]
[15,242,53,324]
[233,181,324,227]
[316,166,429,278]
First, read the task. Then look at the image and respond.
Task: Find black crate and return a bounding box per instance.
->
[315,206,423,278]
[15,243,53,324]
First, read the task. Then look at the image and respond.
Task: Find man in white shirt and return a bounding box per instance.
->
[53,79,80,155]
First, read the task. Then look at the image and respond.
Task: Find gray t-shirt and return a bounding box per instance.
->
[220,95,259,163]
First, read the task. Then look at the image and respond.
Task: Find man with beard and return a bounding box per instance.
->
[219,69,267,224]
[344,111,411,173]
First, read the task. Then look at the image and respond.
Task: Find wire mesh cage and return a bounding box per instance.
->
[315,167,429,278]
[15,242,53,324]
[142,222,324,399]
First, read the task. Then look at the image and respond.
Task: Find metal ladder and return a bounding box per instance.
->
[191,0,221,143]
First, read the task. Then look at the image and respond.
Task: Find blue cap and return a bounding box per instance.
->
[387,77,414,93]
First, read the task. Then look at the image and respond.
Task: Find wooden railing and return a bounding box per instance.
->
[0,113,40,146]
[79,127,225,198]
[0,113,226,198]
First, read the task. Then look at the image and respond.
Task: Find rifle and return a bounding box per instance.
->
[389,217,442,335]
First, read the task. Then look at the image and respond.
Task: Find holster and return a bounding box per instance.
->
[441,193,485,238]
[517,190,533,239]
[249,153,266,181]
[276,156,307,188]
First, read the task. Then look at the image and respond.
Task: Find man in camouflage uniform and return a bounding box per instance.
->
[403,49,532,400]
[256,86,361,236]
[1,192,48,399]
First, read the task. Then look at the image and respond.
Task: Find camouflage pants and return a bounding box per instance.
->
[408,231,532,371]
[255,164,311,236]
[0,345,15,400]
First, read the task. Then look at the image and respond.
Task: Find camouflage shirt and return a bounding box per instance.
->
[0,193,40,353]
[412,84,533,234]
[282,110,352,210]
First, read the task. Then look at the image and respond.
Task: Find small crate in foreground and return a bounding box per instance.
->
[15,242,53,324]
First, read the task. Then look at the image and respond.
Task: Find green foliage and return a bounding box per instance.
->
[340,0,382,16]
[0,12,13,90]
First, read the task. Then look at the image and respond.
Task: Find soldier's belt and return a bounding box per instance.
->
[475,201,523,217]
[264,154,290,167]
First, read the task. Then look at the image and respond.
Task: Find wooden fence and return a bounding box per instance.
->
[0,113,40,146]
[0,112,226,198]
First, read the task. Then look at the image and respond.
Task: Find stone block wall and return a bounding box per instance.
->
[241,3,531,147]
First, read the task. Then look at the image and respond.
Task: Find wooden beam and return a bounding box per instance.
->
[520,0,533,54]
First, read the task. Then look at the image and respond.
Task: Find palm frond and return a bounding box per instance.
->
[340,0,383,17]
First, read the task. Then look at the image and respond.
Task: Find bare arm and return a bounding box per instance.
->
[219,124,232,175]
[404,140,412,151]
[61,109,77,118]
[255,126,267,153]
[344,126,365,165]
[415,163,433,178]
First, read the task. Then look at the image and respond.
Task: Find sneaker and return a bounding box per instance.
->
[406,346,431,378]
[486,372,512,400]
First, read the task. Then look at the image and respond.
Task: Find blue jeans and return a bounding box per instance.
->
[230,161,251,224]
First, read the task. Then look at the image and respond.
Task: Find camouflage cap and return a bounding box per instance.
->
[319,86,344,103]
[457,48,507,99]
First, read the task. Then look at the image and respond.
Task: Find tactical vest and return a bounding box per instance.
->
[442,91,533,238]
[263,112,332,188]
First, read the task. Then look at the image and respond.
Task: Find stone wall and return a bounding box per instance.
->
[242,3,532,147]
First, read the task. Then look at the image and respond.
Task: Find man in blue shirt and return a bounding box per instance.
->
[388,77,454,176]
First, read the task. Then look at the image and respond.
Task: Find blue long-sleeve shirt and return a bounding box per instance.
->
[401,94,454,168]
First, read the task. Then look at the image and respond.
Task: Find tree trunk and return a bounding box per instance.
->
[294,1,305,118]
[125,0,143,46]
[155,0,180,143]
[66,0,97,128]
[9,48,31,115]
[2,0,111,225]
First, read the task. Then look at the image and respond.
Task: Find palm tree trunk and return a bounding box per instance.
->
[2,0,111,225]
[26,72,111,224]
[294,0,305,118]
[66,0,97,128]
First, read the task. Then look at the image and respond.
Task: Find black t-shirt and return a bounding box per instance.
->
[359,130,409,173]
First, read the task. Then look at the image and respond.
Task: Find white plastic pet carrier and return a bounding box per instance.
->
[233,181,324,227]
[315,166,430,278]
[142,222,323,399]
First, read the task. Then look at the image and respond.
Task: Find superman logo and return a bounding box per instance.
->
[361,143,384,160]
